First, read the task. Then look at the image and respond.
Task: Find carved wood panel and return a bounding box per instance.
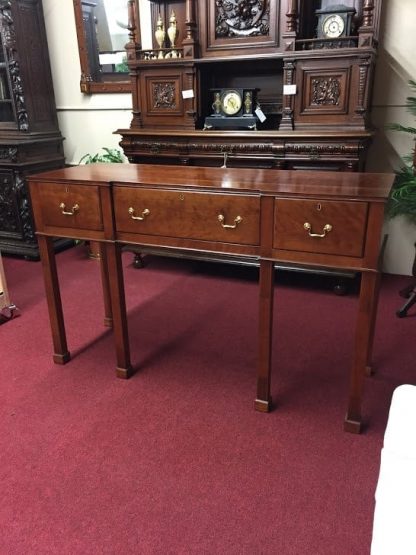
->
[138,66,196,129]
[199,0,280,57]
[302,70,349,115]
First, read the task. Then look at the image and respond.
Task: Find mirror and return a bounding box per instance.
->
[73,0,136,93]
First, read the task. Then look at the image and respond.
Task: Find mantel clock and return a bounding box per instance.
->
[316,4,356,39]
[204,88,259,130]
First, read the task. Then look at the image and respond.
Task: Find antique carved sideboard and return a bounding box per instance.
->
[28,163,394,433]
[115,0,383,173]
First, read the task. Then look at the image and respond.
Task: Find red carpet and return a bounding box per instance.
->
[0,246,414,554]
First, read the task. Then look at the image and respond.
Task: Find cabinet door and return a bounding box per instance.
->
[199,0,280,58]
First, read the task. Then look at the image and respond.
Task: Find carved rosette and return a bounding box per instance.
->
[215,0,270,38]
[153,83,176,109]
[0,1,29,131]
[311,78,341,106]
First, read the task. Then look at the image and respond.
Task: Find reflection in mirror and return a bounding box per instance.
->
[95,0,129,73]
[138,0,152,50]
[73,0,138,93]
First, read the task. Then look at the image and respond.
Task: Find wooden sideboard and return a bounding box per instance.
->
[114,0,383,172]
[28,164,394,433]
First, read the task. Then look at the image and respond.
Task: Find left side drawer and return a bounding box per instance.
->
[36,182,103,231]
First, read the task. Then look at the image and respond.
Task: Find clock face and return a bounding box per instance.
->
[322,14,345,38]
[221,90,242,116]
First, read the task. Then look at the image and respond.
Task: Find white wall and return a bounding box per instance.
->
[42,1,415,274]
[42,0,132,165]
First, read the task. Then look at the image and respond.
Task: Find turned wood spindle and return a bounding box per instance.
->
[362,0,374,28]
[286,0,298,33]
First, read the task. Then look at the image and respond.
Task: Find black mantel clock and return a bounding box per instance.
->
[204,88,259,130]
[315,4,356,40]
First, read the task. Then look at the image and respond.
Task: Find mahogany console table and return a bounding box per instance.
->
[28,164,394,433]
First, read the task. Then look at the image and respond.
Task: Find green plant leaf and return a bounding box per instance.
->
[79,148,124,165]
[386,80,416,223]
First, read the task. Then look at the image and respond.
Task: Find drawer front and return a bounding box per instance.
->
[114,187,260,245]
[38,183,103,231]
[274,199,368,257]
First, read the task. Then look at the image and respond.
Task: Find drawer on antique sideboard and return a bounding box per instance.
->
[34,182,103,231]
[113,187,260,245]
[273,199,368,257]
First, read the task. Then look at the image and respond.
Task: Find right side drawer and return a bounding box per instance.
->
[273,198,369,258]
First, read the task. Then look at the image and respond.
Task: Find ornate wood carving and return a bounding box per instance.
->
[0,171,35,239]
[0,1,29,131]
[285,144,358,155]
[0,0,67,258]
[356,57,371,115]
[215,0,270,38]
[128,139,281,155]
[15,172,35,241]
[0,174,16,233]
[0,148,18,163]
[153,83,176,109]
[311,77,341,106]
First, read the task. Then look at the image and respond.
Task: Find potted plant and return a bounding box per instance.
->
[386,80,416,316]
[387,80,416,222]
[79,147,124,165]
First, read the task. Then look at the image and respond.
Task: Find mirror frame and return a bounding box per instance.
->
[73,0,136,94]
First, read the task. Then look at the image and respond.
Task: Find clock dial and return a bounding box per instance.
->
[221,91,242,116]
[322,14,345,38]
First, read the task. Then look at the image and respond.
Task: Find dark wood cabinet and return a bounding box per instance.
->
[117,0,383,173]
[0,0,68,259]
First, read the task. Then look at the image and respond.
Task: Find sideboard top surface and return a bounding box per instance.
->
[30,164,394,201]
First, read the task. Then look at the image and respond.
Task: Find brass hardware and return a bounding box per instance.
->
[128,207,150,221]
[316,203,322,211]
[218,214,242,229]
[179,193,185,201]
[303,222,332,238]
[59,202,79,216]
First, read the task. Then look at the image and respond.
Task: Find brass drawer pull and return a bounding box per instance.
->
[218,214,242,229]
[303,222,332,238]
[59,202,79,216]
[128,207,150,221]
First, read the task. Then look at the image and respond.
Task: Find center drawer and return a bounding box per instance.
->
[114,187,260,245]
[273,198,368,257]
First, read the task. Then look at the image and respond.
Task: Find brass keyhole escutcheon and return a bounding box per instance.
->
[179,193,185,201]
[316,203,322,211]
